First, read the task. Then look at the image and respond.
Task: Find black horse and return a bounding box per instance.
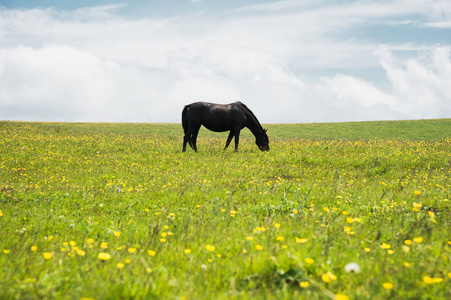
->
[182,102,269,152]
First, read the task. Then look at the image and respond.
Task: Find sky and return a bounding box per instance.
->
[0,0,450,123]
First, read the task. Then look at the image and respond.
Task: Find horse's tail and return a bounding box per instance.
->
[182,105,189,134]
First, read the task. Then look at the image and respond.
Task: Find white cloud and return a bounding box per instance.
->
[322,74,399,109]
[376,45,451,118]
[0,3,450,123]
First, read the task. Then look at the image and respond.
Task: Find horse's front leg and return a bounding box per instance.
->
[234,128,241,152]
[224,131,234,150]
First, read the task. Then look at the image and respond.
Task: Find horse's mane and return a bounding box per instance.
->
[236,101,264,131]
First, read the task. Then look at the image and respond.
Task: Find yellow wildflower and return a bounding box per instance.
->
[98,252,111,261]
[296,238,308,243]
[117,263,125,269]
[423,276,444,284]
[321,274,330,283]
[206,245,215,251]
[299,281,309,288]
[148,250,156,256]
[413,237,423,243]
[380,243,391,249]
[304,258,314,264]
[383,283,393,289]
[327,271,337,280]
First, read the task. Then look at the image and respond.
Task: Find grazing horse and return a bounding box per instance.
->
[182,101,269,152]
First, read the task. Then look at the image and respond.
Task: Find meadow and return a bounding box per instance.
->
[0,119,450,299]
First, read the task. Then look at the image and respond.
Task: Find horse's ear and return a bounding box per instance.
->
[264,129,268,132]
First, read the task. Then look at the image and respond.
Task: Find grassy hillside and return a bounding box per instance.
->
[267,119,451,140]
[1,118,450,141]
[0,120,450,299]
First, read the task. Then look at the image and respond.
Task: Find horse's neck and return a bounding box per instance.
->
[245,113,264,137]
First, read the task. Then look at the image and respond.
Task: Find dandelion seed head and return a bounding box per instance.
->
[344,262,361,273]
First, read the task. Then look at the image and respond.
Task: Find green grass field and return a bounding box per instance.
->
[1,119,450,299]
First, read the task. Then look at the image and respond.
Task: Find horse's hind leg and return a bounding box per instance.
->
[183,125,200,152]
[183,133,191,152]
[190,129,200,152]
[188,140,195,150]
[224,130,234,149]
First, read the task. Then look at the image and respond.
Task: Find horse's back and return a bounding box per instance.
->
[184,102,245,132]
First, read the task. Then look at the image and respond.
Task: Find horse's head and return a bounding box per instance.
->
[256,129,269,151]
